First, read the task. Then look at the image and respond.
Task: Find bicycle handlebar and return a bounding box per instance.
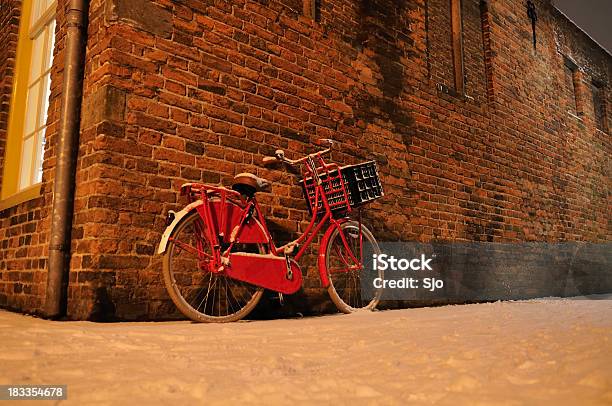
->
[262,139,334,167]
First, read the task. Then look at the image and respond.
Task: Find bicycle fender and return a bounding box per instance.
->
[156,200,204,255]
[157,200,270,255]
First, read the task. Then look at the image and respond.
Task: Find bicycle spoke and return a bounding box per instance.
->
[170,237,207,258]
[225,277,238,315]
[190,284,207,311]
[350,271,361,307]
[223,277,231,315]
[199,272,216,312]
[333,245,353,268]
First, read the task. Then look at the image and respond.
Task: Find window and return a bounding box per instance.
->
[303,0,319,21]
[427,0,470,97]
[563,58,579,116]
[450,0,465,95]
[1,0,56,205]
[21,1,56,189]
[592,81,607,132]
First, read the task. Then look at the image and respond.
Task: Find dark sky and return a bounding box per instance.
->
[552,0,612,54]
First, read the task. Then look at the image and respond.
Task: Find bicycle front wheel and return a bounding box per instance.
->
[162,209,264,322]
[325,220,382,313]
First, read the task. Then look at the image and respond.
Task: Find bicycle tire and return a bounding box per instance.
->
[325,220,382,313]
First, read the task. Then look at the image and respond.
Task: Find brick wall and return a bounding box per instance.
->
[1,0,610,320]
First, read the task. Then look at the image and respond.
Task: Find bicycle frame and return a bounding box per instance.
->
[181,150,364,289]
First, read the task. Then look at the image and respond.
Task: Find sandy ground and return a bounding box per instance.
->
[0,297,611,405]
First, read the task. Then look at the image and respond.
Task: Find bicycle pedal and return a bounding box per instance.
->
[271,293,284,306]
[165,210,176,226]
[283,244,300,256]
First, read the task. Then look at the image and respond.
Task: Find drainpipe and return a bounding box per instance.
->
[44,0,89,318]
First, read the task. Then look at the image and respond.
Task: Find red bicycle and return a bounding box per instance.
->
[157,139,384,322]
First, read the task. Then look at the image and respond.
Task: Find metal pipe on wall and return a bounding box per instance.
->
[44,0,89,318]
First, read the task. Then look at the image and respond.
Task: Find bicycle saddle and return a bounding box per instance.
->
[232,173,270,196]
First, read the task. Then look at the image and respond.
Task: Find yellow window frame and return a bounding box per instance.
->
[1,0,56,210]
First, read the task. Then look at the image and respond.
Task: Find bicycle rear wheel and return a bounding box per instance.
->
[325,220,382,313]
[162,209,264,322]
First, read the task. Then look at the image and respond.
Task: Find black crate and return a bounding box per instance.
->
[341,161,384,207]
[301,160,383,216]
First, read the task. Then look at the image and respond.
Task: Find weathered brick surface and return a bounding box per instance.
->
[0,0,610,320]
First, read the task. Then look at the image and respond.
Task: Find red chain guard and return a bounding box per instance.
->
[224,253,302,294]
